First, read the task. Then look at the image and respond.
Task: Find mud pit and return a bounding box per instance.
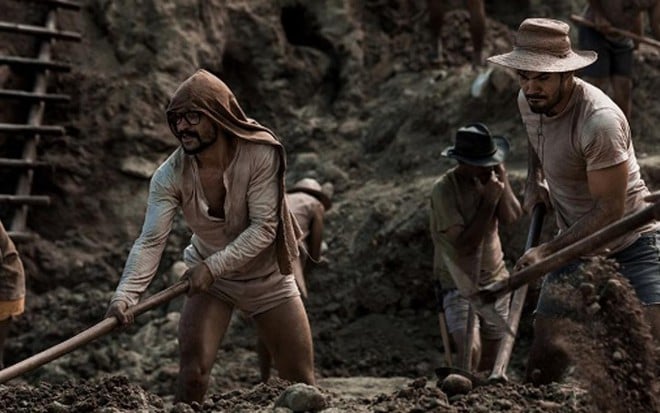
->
[1,0,660,412]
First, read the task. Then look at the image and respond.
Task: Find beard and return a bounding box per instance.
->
[525,77,570,115]
[526,89,563,115]
[179,132,217,155]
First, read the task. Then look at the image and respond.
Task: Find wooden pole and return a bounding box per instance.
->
[0,280,189,384]
[477,201,660,302]
[570,14,660,49]
[489,204,545,382]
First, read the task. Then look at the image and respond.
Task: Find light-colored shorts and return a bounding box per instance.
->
[184,244,300,317]
[442,289,511,340]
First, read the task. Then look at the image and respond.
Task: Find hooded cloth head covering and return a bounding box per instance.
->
[167,69,301,275]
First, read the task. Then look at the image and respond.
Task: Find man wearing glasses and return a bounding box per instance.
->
[105,69,315,403]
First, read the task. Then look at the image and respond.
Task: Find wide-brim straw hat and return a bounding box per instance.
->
[488,18,597,72]
[288,178,332,210]
[442,123,510,167]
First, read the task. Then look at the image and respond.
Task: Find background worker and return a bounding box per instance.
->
[427,0,487,67]
[429,123,522,371]
[258,177,332,382]
[577,0,660,119]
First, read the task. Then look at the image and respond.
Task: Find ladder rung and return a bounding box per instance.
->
[7,231,36,242]
[0,22,82,42]
[0,195,51,206]
[27,0,82,11]
[0,55,71,72]
[0,158,50,169]
[0,124,65,135]
[0,89,70,103]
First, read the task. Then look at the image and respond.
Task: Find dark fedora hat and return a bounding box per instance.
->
[441,123,510,167]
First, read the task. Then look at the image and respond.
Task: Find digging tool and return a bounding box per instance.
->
[462,305,476,372]
[570,14,660,49]
[0,279,189,384]
[434,282,453,368]
[488,204,546,383]
[474,199,660,305]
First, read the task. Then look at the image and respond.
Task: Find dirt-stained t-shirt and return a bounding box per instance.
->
[429,167,508,293]
[0,220,25,301]
[286,192,324,241]
[518,78,656,254]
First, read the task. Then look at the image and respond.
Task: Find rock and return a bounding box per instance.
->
[275,383,327,412]
[439,373,472,396]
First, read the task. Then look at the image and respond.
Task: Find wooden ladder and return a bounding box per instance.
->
[0,0,82,241]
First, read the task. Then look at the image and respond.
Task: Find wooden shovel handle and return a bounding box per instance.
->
[489,204,545,382]
[0,279,189,384]
[480,200,660,301]
[570,14,660,49]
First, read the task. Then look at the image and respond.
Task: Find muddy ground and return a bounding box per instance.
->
[1,0,660,412]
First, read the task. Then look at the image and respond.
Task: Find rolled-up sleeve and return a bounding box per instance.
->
[204,146,280,278]
[111,167,179,307]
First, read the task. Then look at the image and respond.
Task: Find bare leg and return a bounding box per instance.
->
[175,294,233,404]
[477,337,500,372]
[466,0,486,67]
[254,297,315,384]
[256,337,272,382]
[450,328,480,371]
[525,315,571,385]
[0,318,11,369]
[427,0,445,60]
[611,75,633,120]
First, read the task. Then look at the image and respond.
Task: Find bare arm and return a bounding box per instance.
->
[306,206,324,265]
[516,162,627,269]
[447,183,500,253]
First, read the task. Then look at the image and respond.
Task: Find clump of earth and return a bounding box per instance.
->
[1,0,659,411]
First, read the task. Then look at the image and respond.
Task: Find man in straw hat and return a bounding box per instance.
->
[430,123,522,372]
[488,18,660,385]
[257,177,332,381]
[105,69,315,403]
[576,0,660,119]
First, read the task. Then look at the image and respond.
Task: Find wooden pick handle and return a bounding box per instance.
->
[0,280,189,384]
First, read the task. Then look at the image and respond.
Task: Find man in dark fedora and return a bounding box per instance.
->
[429,123,522,373]
[489,18,660,385]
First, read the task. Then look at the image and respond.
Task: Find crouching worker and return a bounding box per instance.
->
[429,123,522,372]
[105,69,315,404]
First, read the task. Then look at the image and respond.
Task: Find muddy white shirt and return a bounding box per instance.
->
[111,142,281,307]
[519,78,656,254]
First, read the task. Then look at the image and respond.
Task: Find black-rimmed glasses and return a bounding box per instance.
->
[167,111,202,128]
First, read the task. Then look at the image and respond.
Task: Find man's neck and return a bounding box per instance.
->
[196,136,235,170]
